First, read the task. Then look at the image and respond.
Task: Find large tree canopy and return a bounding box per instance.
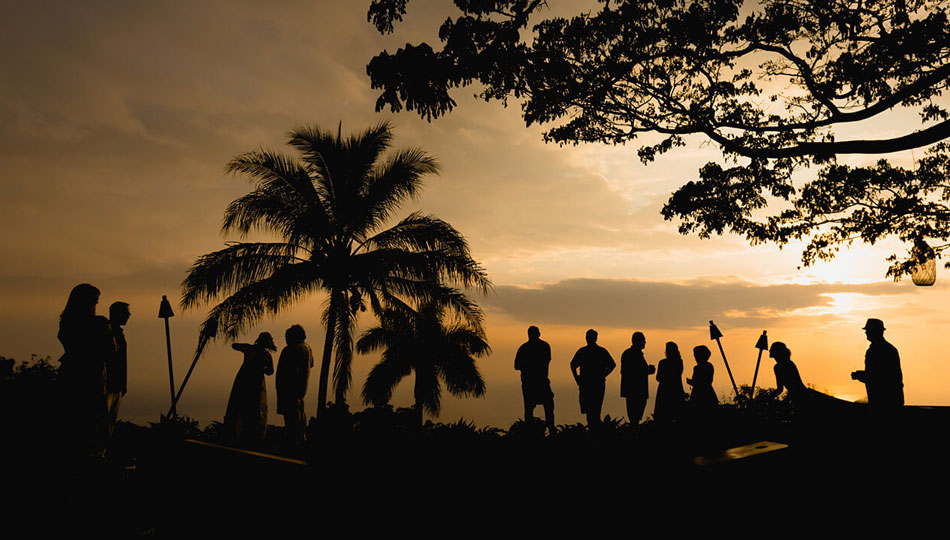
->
[367,0,950,278]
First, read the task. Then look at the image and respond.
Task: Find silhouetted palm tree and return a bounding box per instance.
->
[181,122,491,414]
[357,296,489,427]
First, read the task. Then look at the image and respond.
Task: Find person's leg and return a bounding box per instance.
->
[522,385,535,421]
[542,399,555,434]
[295,405,307,443]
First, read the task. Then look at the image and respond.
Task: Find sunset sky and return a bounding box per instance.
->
[3,1,949,428]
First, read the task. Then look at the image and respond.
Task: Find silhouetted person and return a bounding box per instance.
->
[225,332,276,442]
[686,345,718,412]
[570,329,615,427]
[57,283,116,458]
[105,301,130,440]
[620,332,654,432]
[654,342,685,424]
[769,342,808,401]
[276,324,313,444]
[851,318,903,414]
[515,325,555,434]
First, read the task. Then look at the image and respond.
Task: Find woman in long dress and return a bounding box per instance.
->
[57,283,116,457]
[653,341,685,423]
[687,345,719,412]
[224,332,275,441]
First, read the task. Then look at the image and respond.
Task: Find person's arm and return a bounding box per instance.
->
[514,346,523,372]
[774,364,786,394]
[264,351,274,376]
[570,351,581,384]
[604,350,616,378]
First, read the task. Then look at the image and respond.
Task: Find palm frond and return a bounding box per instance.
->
[359,213,493,293]
[351,149,439,236]
[413,363,442,416]
[361,353,411,407]
[225,150,319,207]
[180,242,307,309]
[190,263,318,360]
[331,299,358,401]
[437,352,486,399]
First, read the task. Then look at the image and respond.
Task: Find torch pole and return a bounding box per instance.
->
[158,295,177,417]
[709,320,739,396]
[164,317,175,408]
[751,330,769,400]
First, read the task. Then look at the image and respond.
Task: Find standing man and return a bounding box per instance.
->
[570,329,616,428]
[620,332,654,433]
[276,324,313,444]
[105,301,130,439]
[851,318,904,415]
[515,326,555,434]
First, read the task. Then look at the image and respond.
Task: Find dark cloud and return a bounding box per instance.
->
[484,278,917,329]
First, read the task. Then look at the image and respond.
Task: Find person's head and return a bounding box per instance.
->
[109,301,131,326]
[61,283,100,320]
[256,331,277,351]
[693,345,711,363]
[285,324,307,345]
[527,326,540,340]
[632,331,646,349]
[585,329,598,345]
[769,342,790,362]
[863,318,885,341]
[665,341,680,359]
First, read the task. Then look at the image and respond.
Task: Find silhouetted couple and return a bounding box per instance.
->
[57,283,131,459]
[225,325,312,444]
[654,341,718,426]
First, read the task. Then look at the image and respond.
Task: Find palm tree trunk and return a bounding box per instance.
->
[316,291,340,418]
[413,370,424,428]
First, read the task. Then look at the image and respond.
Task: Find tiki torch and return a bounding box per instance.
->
[709,320,739,396]
[750,330,768,399]
[158,295,176,414]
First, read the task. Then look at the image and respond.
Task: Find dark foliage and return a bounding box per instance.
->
[181,121,491,412]
[367,0,950,277]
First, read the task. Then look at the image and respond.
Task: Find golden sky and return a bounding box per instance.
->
[2,1,948,428]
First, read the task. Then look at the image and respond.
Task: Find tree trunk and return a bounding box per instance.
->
[413,369,424,428]
[316,291,339,418]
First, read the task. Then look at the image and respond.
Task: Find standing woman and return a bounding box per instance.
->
[57,283,116,457]
[653,341,685,424]
[224,332,276,441]
[687,345,719,412]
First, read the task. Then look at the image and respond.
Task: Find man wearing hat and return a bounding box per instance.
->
[851,318,904,411]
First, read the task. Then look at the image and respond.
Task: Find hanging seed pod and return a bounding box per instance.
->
[911,243,936,286]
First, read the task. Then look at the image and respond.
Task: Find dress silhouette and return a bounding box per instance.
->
[225,332,275,441]
[57,283,116,457]
[687,345,718,412]
[654,342,685,423]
